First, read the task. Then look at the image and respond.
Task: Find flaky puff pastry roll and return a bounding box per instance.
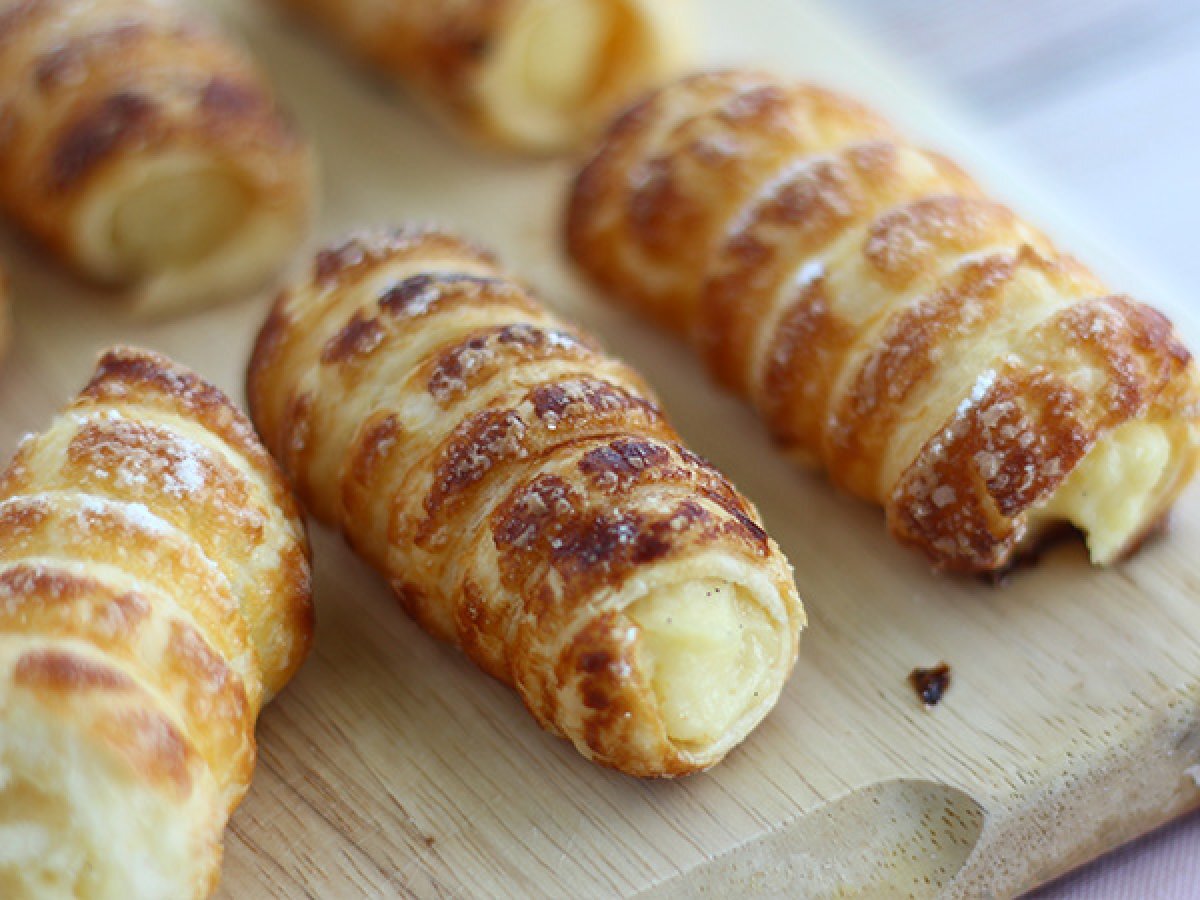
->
[0,0,316,317]
[567,70,1200,573]
[0,348,313,899]
[248,227,802,776]
[266,0,690,152]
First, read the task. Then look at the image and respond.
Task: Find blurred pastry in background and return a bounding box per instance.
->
[265,0,692,152]
[0,0,317,317]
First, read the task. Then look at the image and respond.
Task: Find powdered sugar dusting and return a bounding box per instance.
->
[73,494,175,536]
[116,501,173,534]
[173,452,205,493]
[79,416,212,498]
[931,486,957,508]
[957,369,997,418]
[795,259,826,291]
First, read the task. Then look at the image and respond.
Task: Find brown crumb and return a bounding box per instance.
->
[909,663,952,707]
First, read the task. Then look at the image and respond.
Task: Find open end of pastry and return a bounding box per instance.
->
[627,577,779,747]
[479,0,663,151]
[109,165,249,273]
[74,152,310,318]
[1029,421,1187,564]
[0,694,195,899]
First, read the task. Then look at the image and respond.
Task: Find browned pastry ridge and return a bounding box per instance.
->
[248,226,804,776]
[567,70,1200,573]
[265,0,690,152]
[0,0,316,316]
[0,347,313,898]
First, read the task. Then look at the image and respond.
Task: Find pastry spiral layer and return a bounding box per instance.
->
[266,0,689,152]
[248,226,803,776]
[0,0,316,316]
[567,70,1200,572]
[0,347,313,898]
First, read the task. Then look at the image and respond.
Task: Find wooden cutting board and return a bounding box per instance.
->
[2,1,1198,896]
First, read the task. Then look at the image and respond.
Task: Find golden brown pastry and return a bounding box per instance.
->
[248,226,802,776]
[265,0,690,152]
[0,0,316,317]
[567,70,1200,573]
[0,347,313,898]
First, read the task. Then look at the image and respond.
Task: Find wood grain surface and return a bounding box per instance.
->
[1,1,1199,897]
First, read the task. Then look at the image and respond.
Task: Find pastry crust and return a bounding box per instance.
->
[265,0,690,152]
[0,347,313,898]
[247,226,803,776]
[0,0,316,317]
[567,70,1200,572]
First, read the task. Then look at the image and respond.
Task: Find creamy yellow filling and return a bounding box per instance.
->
[519,0,610,109]
[1035,422,1173,563]
[110,167,248,273]
[628,578,775,745]
[480,0,630,149]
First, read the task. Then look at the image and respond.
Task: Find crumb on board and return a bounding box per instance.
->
[909,662,952,707]
[1186,765,1200,788]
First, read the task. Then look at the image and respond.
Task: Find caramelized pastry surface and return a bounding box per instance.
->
[567,71,1200,572]
[248,227,803,775]
[0,347,312,898]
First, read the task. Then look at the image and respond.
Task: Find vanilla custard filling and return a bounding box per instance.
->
[628,578,776,746]
[480,0,637,149]
[520,0,610,108]
[109,165,249,274]
[1033,421,1176,564]
[72,150,307,316]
